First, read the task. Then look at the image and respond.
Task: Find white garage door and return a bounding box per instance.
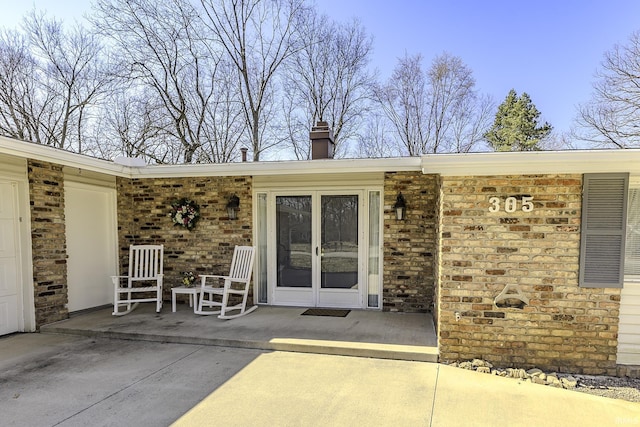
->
[0,181,20,335]
[65,181,117,312]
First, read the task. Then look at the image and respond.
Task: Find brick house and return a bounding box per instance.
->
[1,134,639,376]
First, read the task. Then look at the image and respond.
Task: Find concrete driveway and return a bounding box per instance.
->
[2,333,640,427]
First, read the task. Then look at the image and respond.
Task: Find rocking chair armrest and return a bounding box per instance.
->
[199,275,228,284]
[199,275,248,287]
[199,275,227,289]
[200,274,227,280]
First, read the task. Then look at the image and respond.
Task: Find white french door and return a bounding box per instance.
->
[271,191,363,308]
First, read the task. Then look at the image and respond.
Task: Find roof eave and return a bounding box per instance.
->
[0,136,422,178]
[421,149,640,176]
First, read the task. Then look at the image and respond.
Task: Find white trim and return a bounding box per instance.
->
[0,136,131,177]
[17,179,35,332]
[254,172,384,190]
[132,157,419,178]
[0,135,421,178]
[421,149,640,176]
[5,135,640,179]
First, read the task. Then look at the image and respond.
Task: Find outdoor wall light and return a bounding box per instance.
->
[226,194,240,220]
[394,192,407,220]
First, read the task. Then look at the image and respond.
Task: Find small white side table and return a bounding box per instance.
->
[171,286,200,313]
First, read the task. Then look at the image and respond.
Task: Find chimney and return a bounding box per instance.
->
[241,147,248,162]
[310,121,334,159]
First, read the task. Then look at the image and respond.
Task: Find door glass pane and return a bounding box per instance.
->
[257,193,268,303]
[368,191,381,307]
[321,195,358,289]
[276,196,312,288]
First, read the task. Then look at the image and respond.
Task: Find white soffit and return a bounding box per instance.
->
[421,150,640,176]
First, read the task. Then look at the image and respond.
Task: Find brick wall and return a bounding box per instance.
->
[116,176,253,301]
[438,174,621,375]
[383,172,439,312]
[28,160,68,327]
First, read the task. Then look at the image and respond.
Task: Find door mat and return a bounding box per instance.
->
[301,308,351,317]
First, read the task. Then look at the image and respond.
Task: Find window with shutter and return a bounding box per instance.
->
[579,173,629,288]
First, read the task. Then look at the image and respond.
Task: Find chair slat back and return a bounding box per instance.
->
[229,246,255,283]
[128,245,164,280]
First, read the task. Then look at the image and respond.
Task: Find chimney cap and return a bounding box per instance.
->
[310,121,334,159]
[312,121,329,130]
[310,121,334,141]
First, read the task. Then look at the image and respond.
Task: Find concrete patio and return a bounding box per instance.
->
[41,303,438,362]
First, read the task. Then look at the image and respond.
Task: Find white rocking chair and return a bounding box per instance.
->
[112,244,164,316]
[196,245,257,319]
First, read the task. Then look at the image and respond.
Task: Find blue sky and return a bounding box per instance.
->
[2,0,640,136]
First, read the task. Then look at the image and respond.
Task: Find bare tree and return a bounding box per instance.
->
[0,13,108,153]
[375,53,429,155]
[539,130,581,151]
[24,10,109,153]
[195,61,248,163]
[576,31,640,148]
[355,111,404,158]
[428,53,479,152]
[198,0,308,160]
[89,87,170,162]
[0,29,40,142]
[92,0,243,163]
[282,12,374,159]
[375,52,492,155]
[449,93,494,152]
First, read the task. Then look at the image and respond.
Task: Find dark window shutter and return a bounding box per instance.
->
[579,173,629,288]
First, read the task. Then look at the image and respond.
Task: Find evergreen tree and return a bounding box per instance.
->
[484,89,552,151]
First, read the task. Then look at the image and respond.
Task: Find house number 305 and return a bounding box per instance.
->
[488,196,534,213]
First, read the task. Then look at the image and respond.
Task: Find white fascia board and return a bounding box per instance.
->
[5,133,639,179]
[0,135,421,178]
[130,156,422,178]
[0,136,130,177]
[421,149,640,176]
